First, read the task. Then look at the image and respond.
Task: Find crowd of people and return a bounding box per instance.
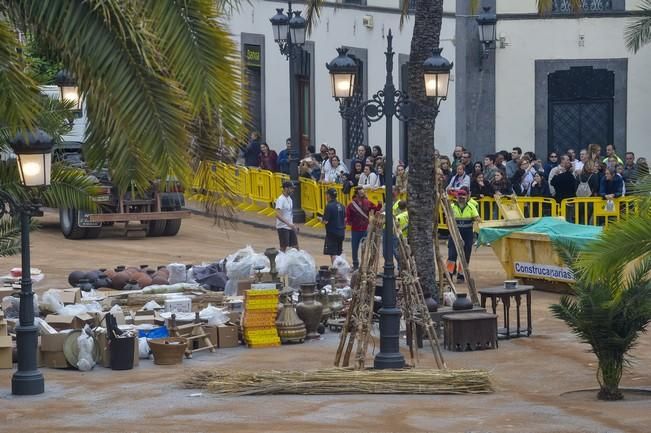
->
[442,144,649,203]
[242,132,409,197]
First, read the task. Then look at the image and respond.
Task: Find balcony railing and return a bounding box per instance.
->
[552,0,613,13]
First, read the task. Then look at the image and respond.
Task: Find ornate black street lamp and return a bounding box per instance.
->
[4,130,53,395]
[476,6,497,71]
[270,2,307,223]
[54,69,81,111]
[326,30,452,369]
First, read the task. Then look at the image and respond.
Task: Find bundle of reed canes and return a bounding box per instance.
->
[182,368,492,395]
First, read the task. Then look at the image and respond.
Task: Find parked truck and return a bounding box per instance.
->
[41,85,191,239]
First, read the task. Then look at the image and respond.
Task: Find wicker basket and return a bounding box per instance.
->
[148,337,187,365]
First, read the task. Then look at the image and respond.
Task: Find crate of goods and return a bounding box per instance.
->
[243,289,280,348]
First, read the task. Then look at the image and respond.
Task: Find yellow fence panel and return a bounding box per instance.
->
[300,178,322,226]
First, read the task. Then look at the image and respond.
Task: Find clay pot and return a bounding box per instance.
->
[77,278,94,292]
[94,273,112,289]
[125,267,140,278]
[130,271,145,283]
[115,266,126,272]
[111,271,130,290]
[296,284,323,340]
[452,293,473,311]
[105,269,116,279]
[151,276,169,286]
[146,269,156,277]
[68,271,86,287]
[123,280,140,291]
[136,274,153,288]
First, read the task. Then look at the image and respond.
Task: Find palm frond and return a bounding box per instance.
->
[8,0,193,190]
[625,0,651,52]
[578,213,651,280]
[0,216,22,257]
[1,160,99,211]
[0,215,38,257]
[304,0,328,35]
[40,164,100,211]
[0,17,42,130]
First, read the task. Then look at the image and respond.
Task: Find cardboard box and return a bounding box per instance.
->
[0,336,12,369]
[40,331,72,369]
[200,325,219,348]
[132,309,156,326]
[42,351,69,369]
[40,332,70,352]
[55,288,81,305]
[0,287,17,299]
[217,324,239,348]
[45,313,94,331]
[164,297,192,313]
[237,280,252,296]
[0,319,7,336]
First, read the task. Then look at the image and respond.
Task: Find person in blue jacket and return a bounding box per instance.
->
[599,167,624,199]
[277,138,291,174]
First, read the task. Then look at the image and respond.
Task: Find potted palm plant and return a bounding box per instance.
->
[550,240,651,400]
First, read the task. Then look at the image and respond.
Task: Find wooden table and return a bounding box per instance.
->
[478,285,533,339]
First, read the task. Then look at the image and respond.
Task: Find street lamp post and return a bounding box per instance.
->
[5,130,53,395]
[270,2,307,223]
[326,30,452,369]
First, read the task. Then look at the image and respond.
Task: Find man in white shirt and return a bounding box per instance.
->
[574,148,587,174]
[275,181,299,251]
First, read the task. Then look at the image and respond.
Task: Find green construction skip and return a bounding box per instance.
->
[478,217,603,250]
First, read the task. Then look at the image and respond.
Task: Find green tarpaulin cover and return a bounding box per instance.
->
[478,217,602,249]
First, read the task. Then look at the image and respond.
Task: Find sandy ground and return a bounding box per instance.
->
[0,210,650,433]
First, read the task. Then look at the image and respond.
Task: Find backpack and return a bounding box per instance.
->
[576,174,593,197]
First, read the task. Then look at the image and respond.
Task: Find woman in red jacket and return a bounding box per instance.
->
[258,142,278,172]
[345,187,382,269]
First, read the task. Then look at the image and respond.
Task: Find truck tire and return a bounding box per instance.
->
[147,220,167,237]
[162,219,182,236]
[60,208,88,240]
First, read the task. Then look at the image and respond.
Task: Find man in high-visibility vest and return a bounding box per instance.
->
[393,200,408,269]
[447,189,480,283]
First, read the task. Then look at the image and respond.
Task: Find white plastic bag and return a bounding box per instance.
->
[167,263,187,284]
[275,251,288,276]
[59,304,88,316]
[84,301,103,313]
[76,325,96,371]
[199,304,229,325]
[284,249,317,289]
[143,300,162,310]
[138,337,150,359]
[224,246,258,296]
[41,289,64,314]
[443,292,456,307]
[2,295,40,319]
[333,255,352,284]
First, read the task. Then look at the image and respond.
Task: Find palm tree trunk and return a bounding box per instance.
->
[407,0,443,302]
[597,355,624,401]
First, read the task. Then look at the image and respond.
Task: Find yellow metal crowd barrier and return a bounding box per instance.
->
[191,163,642,230]
[559,196,639,227]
